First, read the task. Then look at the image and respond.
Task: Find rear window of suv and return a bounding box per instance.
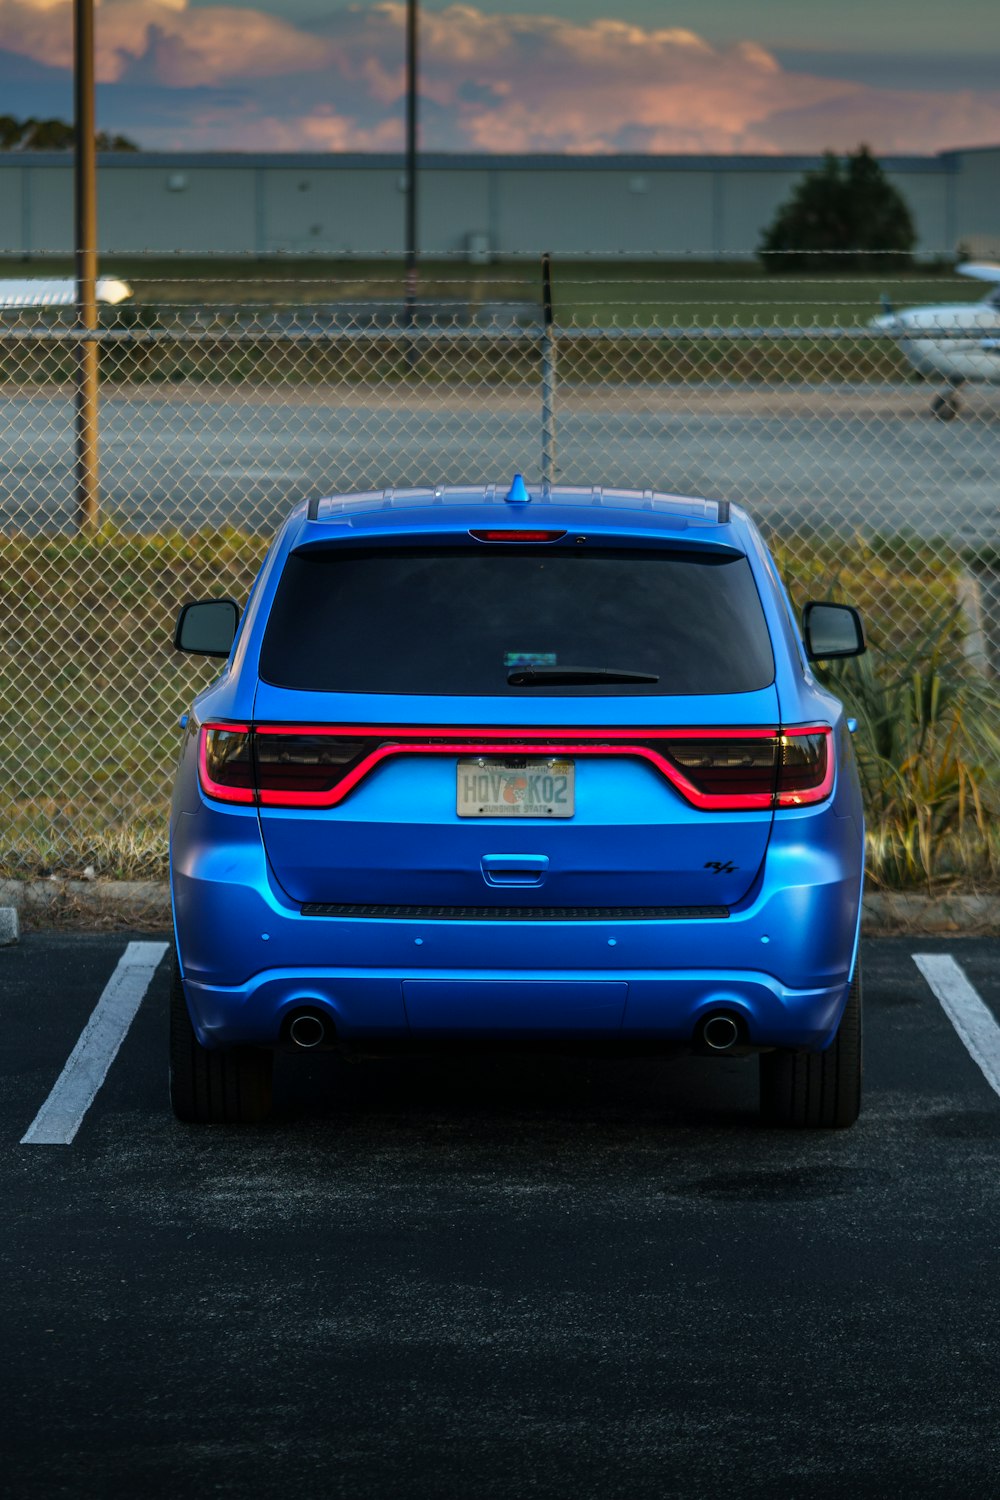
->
[259,545,775,696]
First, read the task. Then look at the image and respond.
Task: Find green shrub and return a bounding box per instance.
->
[822,609,1000,888]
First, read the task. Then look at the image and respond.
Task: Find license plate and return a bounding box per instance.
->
[456,758,575,817]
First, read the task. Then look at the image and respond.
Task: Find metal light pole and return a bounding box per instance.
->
[74,0,100,531]
[403,0,418,327]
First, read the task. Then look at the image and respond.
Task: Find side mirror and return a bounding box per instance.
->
[802,601,866,662]
[174,598,240,658]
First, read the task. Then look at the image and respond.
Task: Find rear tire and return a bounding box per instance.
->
[759,961,862,1129]
[169,951,273,1124]
[931,393,959,421]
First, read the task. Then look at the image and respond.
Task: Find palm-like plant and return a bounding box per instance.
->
[821,606,1000,887]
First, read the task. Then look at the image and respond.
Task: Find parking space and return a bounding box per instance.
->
[1,933,999,1498]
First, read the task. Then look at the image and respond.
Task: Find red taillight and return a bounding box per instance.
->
[196,723,833,811]
[775,729,833,807]
[254,729,370,806]
[469,529,567,542]
[658,726,831,809]
[198,724,255,805]
[661,735,778,809]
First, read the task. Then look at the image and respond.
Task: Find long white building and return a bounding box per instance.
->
[1,146,998,259]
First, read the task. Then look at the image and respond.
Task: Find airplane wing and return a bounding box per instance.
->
[957,263,1000,284]
[0,276,133,309]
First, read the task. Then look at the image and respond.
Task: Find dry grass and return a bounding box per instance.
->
[1,527,996,889]
[0,526,265,878]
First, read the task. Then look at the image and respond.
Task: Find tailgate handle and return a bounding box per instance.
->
[481,854,549,887]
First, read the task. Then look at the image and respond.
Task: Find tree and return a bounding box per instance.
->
[0,115,21,150]
[95,130,139,152]
[0,115,138,151]
[758,145,916,272]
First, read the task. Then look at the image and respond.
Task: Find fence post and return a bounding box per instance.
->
[74,0,100,533]
[540,251,557,489]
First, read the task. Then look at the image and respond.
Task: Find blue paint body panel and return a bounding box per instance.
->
[170,484,865,1055]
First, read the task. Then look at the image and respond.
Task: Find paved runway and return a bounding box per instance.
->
[2,383,998,543]
[2,932,999,1498]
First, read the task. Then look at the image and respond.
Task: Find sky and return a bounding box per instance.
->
[0,0,998,155]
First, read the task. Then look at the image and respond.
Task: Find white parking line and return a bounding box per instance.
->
[21,941,168,1146]
[913,953,1000,1101]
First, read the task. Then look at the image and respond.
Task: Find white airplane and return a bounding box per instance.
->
[0,276,132,309]
[871,263,1000,419]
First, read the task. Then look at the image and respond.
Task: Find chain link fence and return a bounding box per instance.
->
[1,255,998,890]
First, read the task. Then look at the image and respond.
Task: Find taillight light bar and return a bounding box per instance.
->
[198,723,833,812]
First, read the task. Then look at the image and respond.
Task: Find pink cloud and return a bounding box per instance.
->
[0,0,331,84]
[753,87,1000,156]
[1,0,999,155]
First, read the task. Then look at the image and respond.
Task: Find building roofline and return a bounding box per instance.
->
[938,144,1000,158]
[0,149,965,173]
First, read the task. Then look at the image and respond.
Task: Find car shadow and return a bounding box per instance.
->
[272,1045,762,1136]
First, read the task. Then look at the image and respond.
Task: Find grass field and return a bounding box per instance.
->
[0,331,922,389]
[3,258,984,387]
[3,257,986,327]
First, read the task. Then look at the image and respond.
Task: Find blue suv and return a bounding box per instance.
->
[170,478,866,1128]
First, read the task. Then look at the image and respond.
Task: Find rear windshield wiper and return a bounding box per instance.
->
[506,665,660,686]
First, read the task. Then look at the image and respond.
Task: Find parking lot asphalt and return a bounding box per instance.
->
[1,933,999,1499]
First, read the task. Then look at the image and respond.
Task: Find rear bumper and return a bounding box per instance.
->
[171,803,862,1052]
[183,964,848,1050]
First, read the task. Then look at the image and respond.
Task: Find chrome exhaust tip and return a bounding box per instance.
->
[288,1012,327,1050]
[701,1014,741,1052]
